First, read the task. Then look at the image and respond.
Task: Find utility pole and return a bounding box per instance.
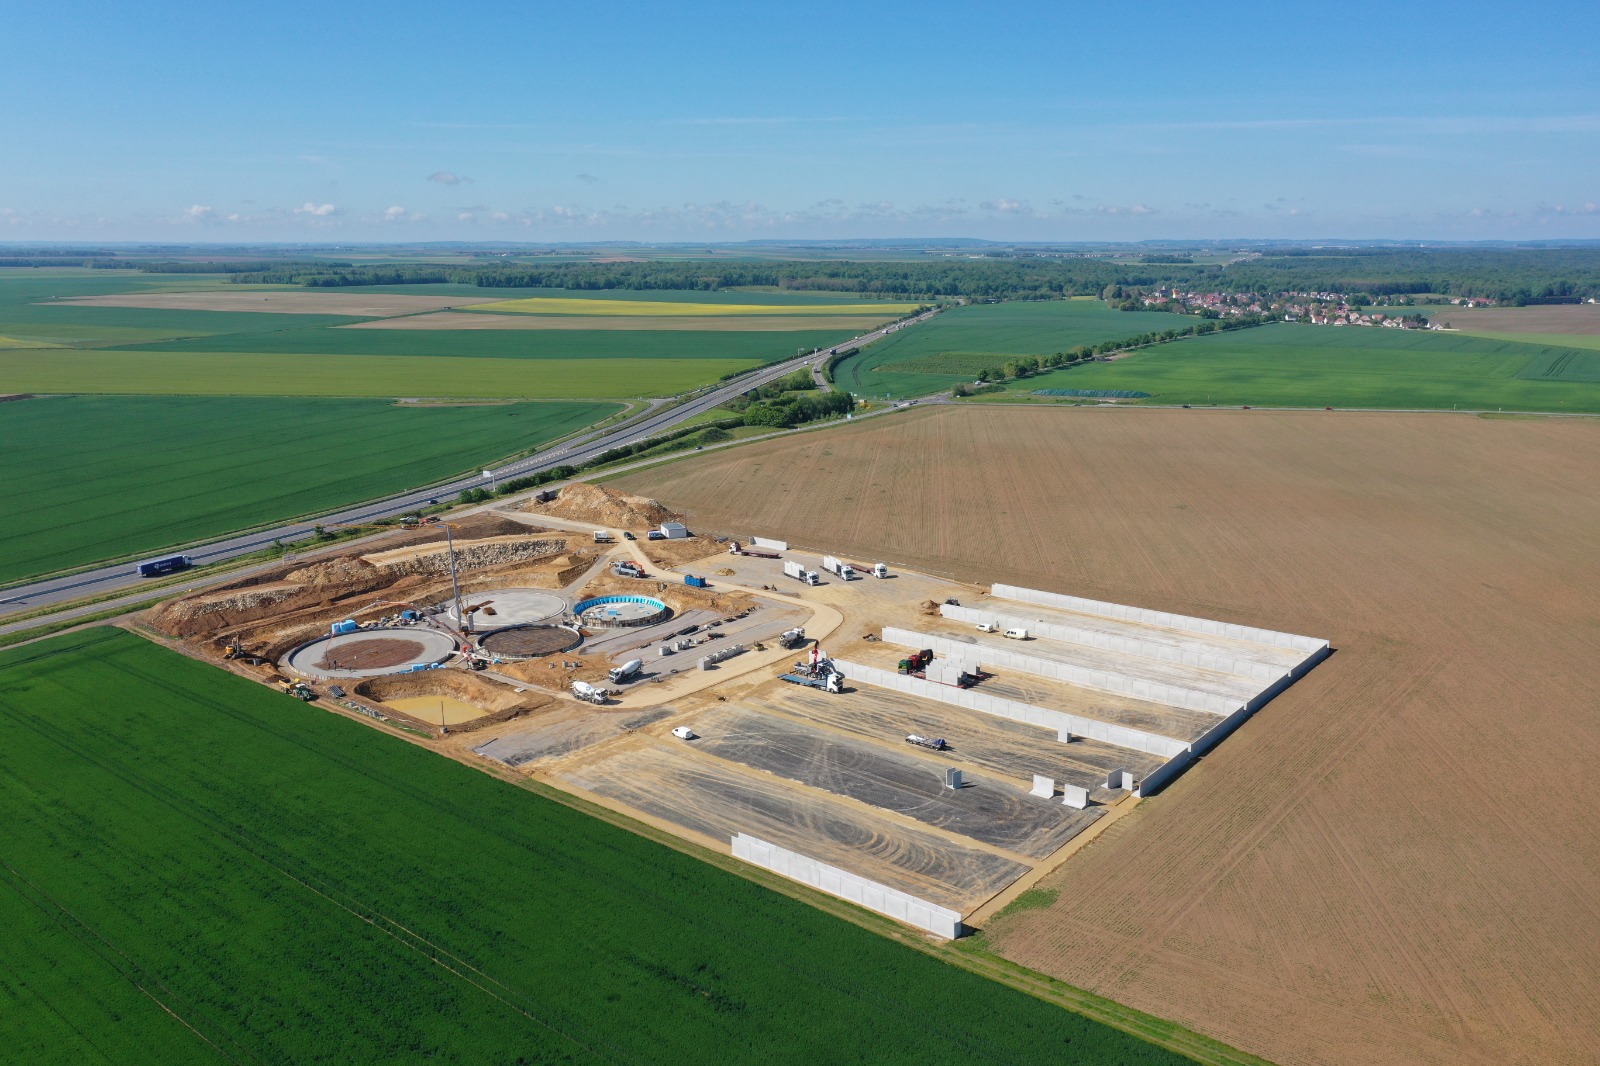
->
[443,523,466,635]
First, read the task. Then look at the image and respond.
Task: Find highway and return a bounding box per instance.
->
[0,310,934,621]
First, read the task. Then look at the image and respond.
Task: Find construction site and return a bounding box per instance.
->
[146,480,1325,941]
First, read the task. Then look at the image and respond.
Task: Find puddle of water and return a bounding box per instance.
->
[385,694,488,726]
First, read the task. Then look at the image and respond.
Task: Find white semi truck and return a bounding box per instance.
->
[822,555,855,580]
[783,561,820,585]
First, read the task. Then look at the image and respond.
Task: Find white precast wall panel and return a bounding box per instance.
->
[990,584,1329,656]
[751,537,788,552]
[881,627,1243,717]
[731,834,963,938]
[940,604,1286,683]
[835,659,1190,759]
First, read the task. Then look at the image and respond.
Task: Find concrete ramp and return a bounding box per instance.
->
[882,626,1245,716]
[940,603,1287,682]
[834,659,1190,760]
[991,583,1329,659]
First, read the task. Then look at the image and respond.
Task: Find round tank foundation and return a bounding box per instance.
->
[574,595,670,629]
[283,626,458,680]
[479,624,583,660]
[443,588,567,632]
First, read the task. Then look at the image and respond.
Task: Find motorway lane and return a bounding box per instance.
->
[0,311,934,619]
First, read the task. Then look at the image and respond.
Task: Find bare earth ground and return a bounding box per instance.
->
[1428,303,1600,333]
[343,311,893,331]
[612,405,1600,1066]
[52,291,497,316]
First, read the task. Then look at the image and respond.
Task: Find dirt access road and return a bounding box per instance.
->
[612,404,1600,1066]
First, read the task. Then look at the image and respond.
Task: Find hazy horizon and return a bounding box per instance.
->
[5,0,1596,243]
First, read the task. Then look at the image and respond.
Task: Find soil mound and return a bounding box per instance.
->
[524,482,679,529]
[286,555,378,587]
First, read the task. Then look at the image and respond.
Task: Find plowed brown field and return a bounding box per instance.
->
[611,405,1600,1066]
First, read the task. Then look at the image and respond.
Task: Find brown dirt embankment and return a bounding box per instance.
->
[151,529,571,641]
[354,670,552,734]
[637,535,723,569]
[524,482,678,530]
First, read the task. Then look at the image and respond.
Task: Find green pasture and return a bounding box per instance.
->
[834,300,1190,396]
[339,282,894,305]
[116,324,855,361]
[991,323,1600,411]
[0,627,1189,1066]
[0,349,752,399]
[0,395,614,582]
[0,270,340,348]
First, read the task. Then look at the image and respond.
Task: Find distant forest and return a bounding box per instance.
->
[4,247,1599,303]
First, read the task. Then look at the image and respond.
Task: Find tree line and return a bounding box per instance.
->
[960,316,1270,388]
[214,249,1600,304]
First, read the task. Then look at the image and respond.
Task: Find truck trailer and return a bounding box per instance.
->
[136,554,192,578]
[783,561,820,585]
[822,555,855,580]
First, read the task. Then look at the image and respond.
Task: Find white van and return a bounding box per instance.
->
[975,621,997,633]
[671,726,696,740]
[1003,627,1030,640]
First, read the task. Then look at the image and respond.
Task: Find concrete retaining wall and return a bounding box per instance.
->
[836,659,1190,759]
[940,603,1286,683]
[992,583,1329,657]
[882,626,1244,718]
[731,833,963,938]
[1133,645,1332,798]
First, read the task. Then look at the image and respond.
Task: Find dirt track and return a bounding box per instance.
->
[612,405,1600,1066]
[54,291,496,316]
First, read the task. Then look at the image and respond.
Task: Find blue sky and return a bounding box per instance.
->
[3,0,1596,242]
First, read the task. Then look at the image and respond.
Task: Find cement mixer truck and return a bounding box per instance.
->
[571,680,616,705]
[608,659,643,685]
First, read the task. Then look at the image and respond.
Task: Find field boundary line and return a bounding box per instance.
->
[0,855,255,1064]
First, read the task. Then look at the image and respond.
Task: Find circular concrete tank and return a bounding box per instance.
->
[442,588,567,632]
[282,626,458,680]
[574,594,670,629]
[479,624,583,660]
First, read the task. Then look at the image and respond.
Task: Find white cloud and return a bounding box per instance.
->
[183,204,215,221]
[427,171,468,185]
[1542,201,1600,215]
[294,202,338,217]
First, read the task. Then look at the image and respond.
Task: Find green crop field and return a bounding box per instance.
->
[0,395,615,582]
[0,350,755,400]
[991,323,1600,411]
[114,324,857,361]
[344,283,895,305]
[0,271,343,348]
[834,299,1190,396]
[0,628,1190,1066]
